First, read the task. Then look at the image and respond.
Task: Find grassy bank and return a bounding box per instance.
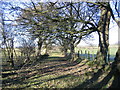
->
[2,56,114,89]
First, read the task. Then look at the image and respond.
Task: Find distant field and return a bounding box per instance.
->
[76,46,118,55]
[1,45,118,61]
[75,45,118,61]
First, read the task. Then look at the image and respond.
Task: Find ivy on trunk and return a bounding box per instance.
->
[96,3,111,65]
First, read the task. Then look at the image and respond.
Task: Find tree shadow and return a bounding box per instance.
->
[73,65,120,89]
[34,58,85,73]
[15,57,68,69]
[2,57,85,88]
[2,56,91,88]
[73,68,104,89]
[2,69,38,88]
[91,69,113,89]
[22,66,89,89]
[108,68,120,88]
[22,74,71,89]
[2,72,18,78]
[91,67,120,89]
[27,60,88,81]
[32,64,90,82]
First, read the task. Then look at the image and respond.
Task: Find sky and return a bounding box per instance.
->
[1,0,119,47]
[14,22,118,47]
[78,19,118,46]
[79,1,119,46]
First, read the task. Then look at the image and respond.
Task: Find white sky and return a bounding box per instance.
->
[78,20,118,46]
[79,1,119,46]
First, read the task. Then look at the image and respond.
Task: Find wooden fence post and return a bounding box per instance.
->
[81,50,82,55]
[78,51,80,58]
[85,50,87,59]
[92,51,94,60]
[88,51,90,60]
[108,48,110,64]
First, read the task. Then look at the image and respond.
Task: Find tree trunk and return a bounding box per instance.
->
[63,48,68,57]
[63,43,68,57]
[109,47,120,88]
[69,42,75,61]
[96,3,111,65]
[113,47,120,68]
[10,38,14,67]
[37,38,43,56]
[45,44,48,55]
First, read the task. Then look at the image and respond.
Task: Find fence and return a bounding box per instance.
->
[77,50,96,60]
[77,49,112,61]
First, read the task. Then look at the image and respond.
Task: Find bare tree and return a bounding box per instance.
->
[0,3,15,67]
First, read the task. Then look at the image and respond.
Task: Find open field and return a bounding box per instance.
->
[76,45,118,55]
[75,45,118,61]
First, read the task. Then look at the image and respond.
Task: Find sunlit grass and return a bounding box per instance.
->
[25,74,87,88]
[49,52,64,57]
[2,56,89,88]
[2,46,118,89]
[3,69,88,88]
[2,61,114,89]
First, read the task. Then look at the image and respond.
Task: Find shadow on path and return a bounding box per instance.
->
[91,70,113,89]
[73,68,103,89]
[2,57,86,88]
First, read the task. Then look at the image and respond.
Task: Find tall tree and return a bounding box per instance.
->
[0,1,16,67]
[96,2,111,64]
[16,2,57,56]
[51,2,99,60]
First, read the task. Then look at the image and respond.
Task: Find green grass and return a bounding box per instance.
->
[25,74,87,88]
[2,57,89,88]
[109,47,118,55]
[75,46,118,55]
[2,56,116,89]
[75,46,118,61]
[1,46,118,88]
[49,52,64,57]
